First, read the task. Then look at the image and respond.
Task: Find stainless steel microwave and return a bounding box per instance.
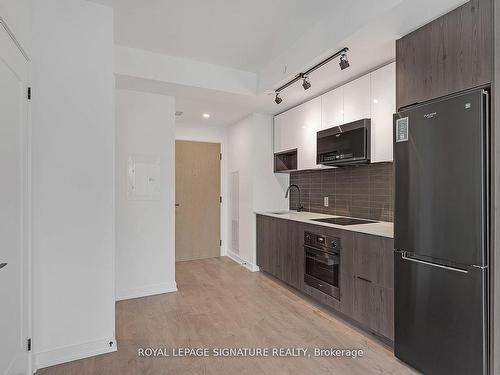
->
[316,119,371,166]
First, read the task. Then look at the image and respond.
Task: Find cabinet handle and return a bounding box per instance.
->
[356,276,372,283]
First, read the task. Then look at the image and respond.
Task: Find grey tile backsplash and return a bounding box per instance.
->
[289,163,394,222]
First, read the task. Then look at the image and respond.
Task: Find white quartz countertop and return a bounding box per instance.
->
[255,211,394,238]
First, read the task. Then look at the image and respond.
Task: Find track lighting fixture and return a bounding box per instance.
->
[272,47,349,104]
[339,52,350,70]
[302,75,311,90]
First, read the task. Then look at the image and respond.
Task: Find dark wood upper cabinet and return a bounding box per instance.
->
[396,0,493,109]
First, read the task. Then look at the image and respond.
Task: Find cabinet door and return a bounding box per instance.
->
[296,97,322,170]
[273,114,284,153]
[343,75,371,124]
[256,215,269,271]
[396,0,493,109]
[371,63,395,163]
[281,221,303,289]
[321,86,343,129]
[353,233,393,288]
[274,110,300,154]
[353,276,376,330]
[273,98,321,171]
[352,233,394,339]
[353,278,394,340]
[256,215,278,274]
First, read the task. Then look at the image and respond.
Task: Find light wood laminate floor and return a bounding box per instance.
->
[37,257,418,375]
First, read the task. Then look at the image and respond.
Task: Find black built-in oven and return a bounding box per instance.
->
[304,231,340,299]
[317,118,371,166]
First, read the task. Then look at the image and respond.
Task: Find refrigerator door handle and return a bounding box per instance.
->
[401,252,469,274]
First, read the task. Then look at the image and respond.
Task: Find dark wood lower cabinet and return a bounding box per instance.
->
[353,276,394,340]
[352,233,394,340]
[256,214,394,341]
[256,215,303,288]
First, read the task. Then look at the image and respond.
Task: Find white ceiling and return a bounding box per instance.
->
[90,0,338,72]
[95,0,467,127]
[115,74,273,126]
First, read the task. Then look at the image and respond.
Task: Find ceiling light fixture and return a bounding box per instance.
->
[202,113,210,118]
[274,92,283,104]
[301,75,311,90]
[339,52,350,70]
[272,47,349,104]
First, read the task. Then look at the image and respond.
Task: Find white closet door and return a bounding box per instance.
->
[0,21,31,375]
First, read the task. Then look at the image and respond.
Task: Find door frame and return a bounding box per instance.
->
[0,16,33,374]
[174,138,224,259]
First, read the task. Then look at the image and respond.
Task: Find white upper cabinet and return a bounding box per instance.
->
[343,74,371,124]
[273,97,321,170]
[321,86,343,129]
[296,97,321,170]
[273,63,395,171]
[274,109,299,154]
[370,62,396,163]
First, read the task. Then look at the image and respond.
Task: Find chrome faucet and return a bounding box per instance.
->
[285,184,304,212]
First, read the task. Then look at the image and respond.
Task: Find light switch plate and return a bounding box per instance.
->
[127,155,161,201]
[324,197,329,207]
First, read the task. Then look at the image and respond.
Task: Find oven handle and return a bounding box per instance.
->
[303,244,339,255]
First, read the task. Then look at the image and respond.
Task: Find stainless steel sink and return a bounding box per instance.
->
[269,210,299,215]
[311,217,377,225]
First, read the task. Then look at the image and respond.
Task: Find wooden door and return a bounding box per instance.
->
[0,22,30,375]
[175,141,221,261]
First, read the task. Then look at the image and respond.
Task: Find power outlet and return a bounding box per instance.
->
[324,197,329,207]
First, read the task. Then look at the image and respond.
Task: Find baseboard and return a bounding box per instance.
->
[115,281,177,301]
[226,251,260,272]
[35,337,117,370]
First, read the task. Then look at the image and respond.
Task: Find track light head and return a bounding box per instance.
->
[339,52,350,70]
[275,92,283,104]
[302,76,311,90]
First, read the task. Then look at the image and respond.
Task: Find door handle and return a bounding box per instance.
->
[0,263,7,270]
[175,203,180,207]
[356,276,372,283]
[401,252,468,274]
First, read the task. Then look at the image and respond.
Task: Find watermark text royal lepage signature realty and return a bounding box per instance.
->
[137,347,364,359]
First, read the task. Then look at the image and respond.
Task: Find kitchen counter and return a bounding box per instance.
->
[254,211,393,238]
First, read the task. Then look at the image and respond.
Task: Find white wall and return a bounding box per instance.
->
[0,0,31,56]
[227,114,288,269]
[115,89,176,300]
[175,122,228,255]
[31,0,115,369]
[227,117,255,265]
[115,45,257,96]
[251,114,290,212]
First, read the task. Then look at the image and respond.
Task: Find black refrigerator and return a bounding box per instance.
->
[393,88,490,374]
